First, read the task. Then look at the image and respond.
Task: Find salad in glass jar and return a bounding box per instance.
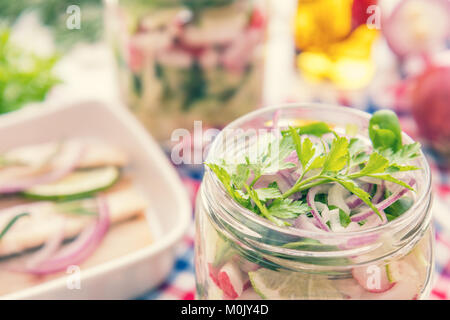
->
[105,0,266,142]
[195,104,433,300]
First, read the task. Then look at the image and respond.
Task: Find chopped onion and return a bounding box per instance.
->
[277,170,303,200]
[350,179,415,222]
[367,182,388,225]
[358,177,382,185]
[328,208,344,232]
[306,186,331,231]
[254,174,291,194]
[362,214,385,229]
[365,183,388,226]
[278,169,296,187]
[329,183,351,214]
[372,182,385,204]
[284,151,299,166]
[294,215,324,232]
[346,184,373,209]
[345,222,362,232]
[316,202,330,222]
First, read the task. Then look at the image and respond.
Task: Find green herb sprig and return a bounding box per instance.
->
[207,111,421,225]
[0,213,30,240]
[0,29,60,114]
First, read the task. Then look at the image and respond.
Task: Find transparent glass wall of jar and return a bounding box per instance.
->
[194,104,434,300]
[104,0,267,143]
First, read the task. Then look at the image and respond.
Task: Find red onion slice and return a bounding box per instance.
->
[350,179,415,222]
[306,186,330,231]
[294,215,323,232]
[24,196,110,275]
[284,150,299,166]
[368,182,388,225]
[346,184,373,209]
[345,185,387,246]
[347,233,380,247]
[372,182,385,204]
[0,142,84,194]
[278,169,295,186]
[25,218,66,269]
[254,174,291,194]
[328,183,351,214]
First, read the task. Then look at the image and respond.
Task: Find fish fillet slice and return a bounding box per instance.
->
[3,139,128,170]
[0,185,148,257]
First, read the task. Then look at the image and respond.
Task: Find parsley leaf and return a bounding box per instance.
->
[231,163,250,189]
[322,137,349,173]
[348,138,368,166]
[207,163,250,207]
[381,142,421,165]
[267,199,310,219]
[289,127,321,174]
[339,209,352,228]
[245,184,286,227]
[366,173,414,191]
[386,164,420,173]
[351,152,389,177]
[249,134,296,179]
[255,187,282,201]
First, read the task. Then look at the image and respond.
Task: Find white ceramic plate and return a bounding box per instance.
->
[0,101,192,299]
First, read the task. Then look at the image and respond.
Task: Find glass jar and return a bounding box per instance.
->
[195,103,434,300]
[104,0,266,143]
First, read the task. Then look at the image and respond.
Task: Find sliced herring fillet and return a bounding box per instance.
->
[0,186,148,257]
[76,141,128,168]
[2,139,128,170]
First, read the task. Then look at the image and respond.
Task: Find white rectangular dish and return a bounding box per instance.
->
[0,101,192,299]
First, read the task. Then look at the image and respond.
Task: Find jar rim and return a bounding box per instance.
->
[205,102,432,240]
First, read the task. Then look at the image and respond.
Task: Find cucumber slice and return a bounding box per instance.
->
[23,166,120,201]
[248,268,343,300]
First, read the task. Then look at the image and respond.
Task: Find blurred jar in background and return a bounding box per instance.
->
[294,0,379,90]
[104,0,266,143]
